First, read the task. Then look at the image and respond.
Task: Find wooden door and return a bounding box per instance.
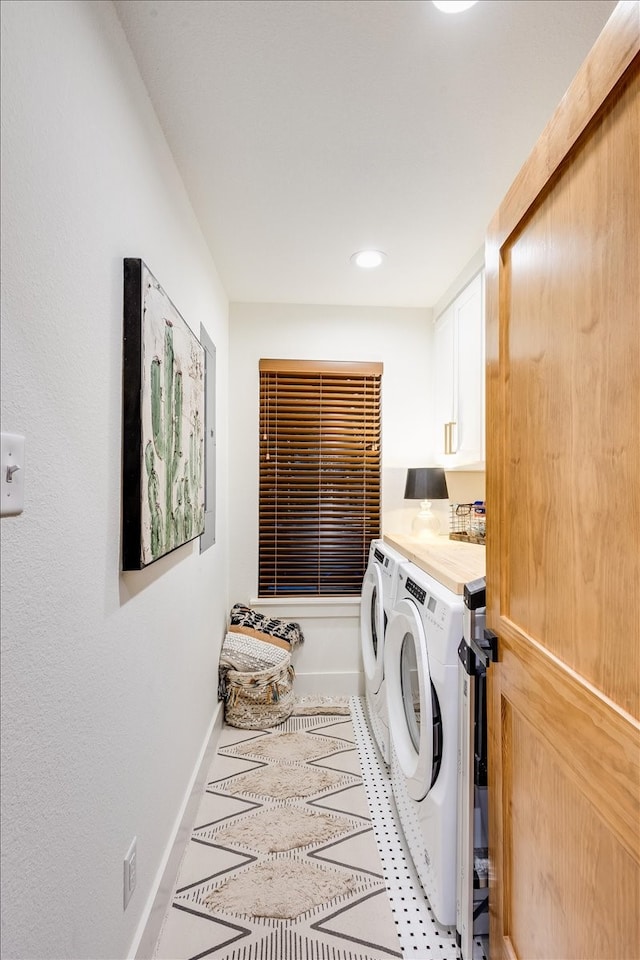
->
[485,3,640,958]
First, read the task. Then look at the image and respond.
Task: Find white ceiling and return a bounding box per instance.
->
[114,0,617,308]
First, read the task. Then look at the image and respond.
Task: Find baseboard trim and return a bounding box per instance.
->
[294,671,364,697]
[129,701,224,960]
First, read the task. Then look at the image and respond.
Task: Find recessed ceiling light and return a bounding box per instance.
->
[351,250,385,269]
[432,1,478,12]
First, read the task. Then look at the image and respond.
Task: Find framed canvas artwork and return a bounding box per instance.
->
[199,324,217,553]
[122,259,205,570]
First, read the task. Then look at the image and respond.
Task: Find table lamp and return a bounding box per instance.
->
[404,467,449,538]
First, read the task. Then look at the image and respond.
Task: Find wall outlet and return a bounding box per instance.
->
[123,837,137,910]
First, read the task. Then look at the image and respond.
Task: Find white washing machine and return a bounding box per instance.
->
[384,560,464,927]
[360,539,409,766]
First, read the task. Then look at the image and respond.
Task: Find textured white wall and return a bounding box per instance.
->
[228,302,432,691]
[0,3,228,958]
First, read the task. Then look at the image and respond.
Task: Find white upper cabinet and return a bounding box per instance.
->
[432,270,485,467]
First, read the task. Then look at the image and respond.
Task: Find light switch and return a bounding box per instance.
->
[1,433,25,517]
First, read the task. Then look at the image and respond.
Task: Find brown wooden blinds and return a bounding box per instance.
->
[259,359,383,597]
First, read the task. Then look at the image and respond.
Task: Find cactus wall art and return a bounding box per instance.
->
[122,259,206,569]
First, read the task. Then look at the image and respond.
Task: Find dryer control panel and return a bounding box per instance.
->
[374,546,387,565]
[371,541,407,592]
[401,570,461,663]
[406,576,426,604]
[406,577,448,628]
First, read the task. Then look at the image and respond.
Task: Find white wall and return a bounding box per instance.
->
[228,302,432,693]
[0,3,229,958]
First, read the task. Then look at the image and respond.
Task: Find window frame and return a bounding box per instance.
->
[258,358,383,598]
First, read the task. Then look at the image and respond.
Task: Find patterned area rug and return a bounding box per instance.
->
[154,712,402,960]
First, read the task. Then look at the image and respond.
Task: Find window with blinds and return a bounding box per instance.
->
[259,359,382,597]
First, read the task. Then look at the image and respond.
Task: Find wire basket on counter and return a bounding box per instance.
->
[449,502,486,545]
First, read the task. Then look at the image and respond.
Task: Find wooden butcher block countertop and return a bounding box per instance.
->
[383,533,485,595]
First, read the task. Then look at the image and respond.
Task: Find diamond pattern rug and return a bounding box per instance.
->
[154,713,402,959]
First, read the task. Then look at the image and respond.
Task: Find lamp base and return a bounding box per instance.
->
[411,500,441,539]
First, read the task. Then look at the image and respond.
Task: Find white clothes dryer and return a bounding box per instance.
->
[384,561,464,927]
[360,539,409,765]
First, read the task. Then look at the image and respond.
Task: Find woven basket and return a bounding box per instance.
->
[220,633,295,729]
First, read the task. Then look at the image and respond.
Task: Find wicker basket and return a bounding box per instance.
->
[219,632,295,729]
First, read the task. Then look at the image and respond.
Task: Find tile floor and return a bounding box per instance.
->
[153,697,485,960]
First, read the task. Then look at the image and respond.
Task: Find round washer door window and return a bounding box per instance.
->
[360,563,385,690]
[401,631,421,751]
[385,598,434,801]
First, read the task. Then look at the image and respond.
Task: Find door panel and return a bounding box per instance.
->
[501,69,639,712]
[497,632,639,863]
[504,704,639,959]
[486,5,640,958]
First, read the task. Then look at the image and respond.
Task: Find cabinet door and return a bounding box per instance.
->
[433,301,455,463]
[454,271,484,464]
[432,271,485,466]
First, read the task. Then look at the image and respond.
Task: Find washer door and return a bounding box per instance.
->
[360,563,385,691]
[385,598,439,802]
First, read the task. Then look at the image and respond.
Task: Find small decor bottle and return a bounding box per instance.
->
[470,501,486,538]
